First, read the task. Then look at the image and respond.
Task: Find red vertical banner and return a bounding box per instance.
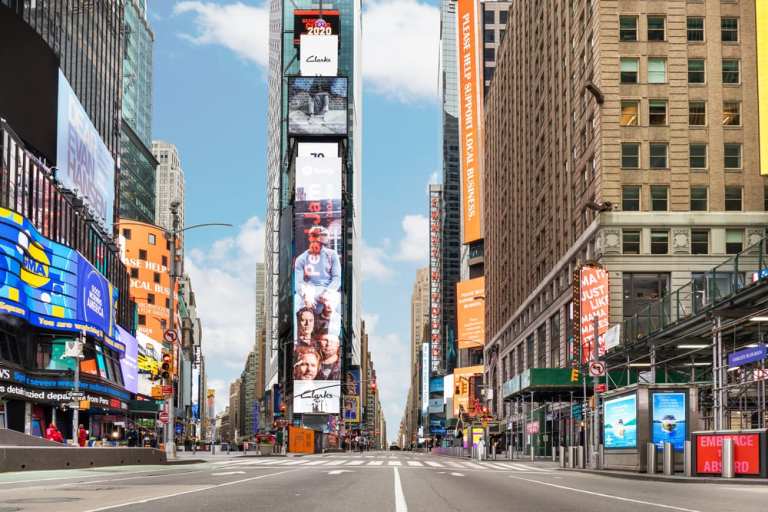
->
[579,266,609,363]
[429,187,443,374]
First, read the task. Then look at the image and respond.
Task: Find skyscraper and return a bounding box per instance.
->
[120,0,156,224]
[152,140,185,231]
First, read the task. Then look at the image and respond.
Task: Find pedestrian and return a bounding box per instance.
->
[45,422,64,443]
[77,424,88,447]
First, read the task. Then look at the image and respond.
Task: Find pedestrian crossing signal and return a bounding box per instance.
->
[570,368,580,383]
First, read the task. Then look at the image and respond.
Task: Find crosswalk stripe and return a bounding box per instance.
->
[345,460,366,466]
[304,460,328,466]
[445,461,465,468]
[425,461,443,467]
[485,463,509,470]
[460,462,485,469]
[367,460,384,466]
[388,460,402,466]
[406,461,423,467]
[283,460,308,465]
[514,464,550,472]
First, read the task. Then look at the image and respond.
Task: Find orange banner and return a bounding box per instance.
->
[579,266,610,362]
[288,426,315,454]
[457,277,485,348]
[457,0,484,243]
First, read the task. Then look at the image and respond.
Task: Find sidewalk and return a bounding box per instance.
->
[432,449,561,469]
[565,467,768,486]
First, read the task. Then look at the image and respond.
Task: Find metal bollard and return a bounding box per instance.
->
[647,443,657,474]
[577,446,585,468]
[684,441,691,476]
[663,442,673,475]
[721,438,735,478]
[599,444,604,470]
[569,446,576,469]
[559,446,566,468]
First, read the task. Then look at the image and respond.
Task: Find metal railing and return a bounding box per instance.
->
[620,237,767,347]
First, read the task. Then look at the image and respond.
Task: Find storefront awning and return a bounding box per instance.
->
[128,400,160,413]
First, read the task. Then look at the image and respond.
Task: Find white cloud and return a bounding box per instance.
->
[394,214,428,263]
[173,0,440,102]
[360,239,394,281]
[184,216,265,405]
[173,1,269,66]
[363,312,411,444]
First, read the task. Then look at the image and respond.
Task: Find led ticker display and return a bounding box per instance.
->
[429,187,442,374]
[0,207,119,342]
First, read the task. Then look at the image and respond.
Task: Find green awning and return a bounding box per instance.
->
[128,400,160,413]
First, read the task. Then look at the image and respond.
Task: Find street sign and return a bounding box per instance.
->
[596,383,607,393]
[728,344,767,367]
[163,329,178,343]
[589,361,606,377]
[526,422,539,434]
[572,404,583,420]
[69,391,85,401]
[162,385,173,396]
[159,411,169,424]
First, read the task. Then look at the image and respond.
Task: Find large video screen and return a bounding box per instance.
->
[603,393,637,449]
[288,77,348,136]
[651,392,687,452]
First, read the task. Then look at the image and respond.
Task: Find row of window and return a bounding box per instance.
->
[620,99,741,127]
[621,142,742,170]
[620,57,741,85]
[620,15,739,43]
[484,8,508,26]
[622,228,745,255]
[621,185,745,212]
[129,267,165,284]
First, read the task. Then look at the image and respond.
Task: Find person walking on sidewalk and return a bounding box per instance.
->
[45,423,64,443]
[77,424,88,447]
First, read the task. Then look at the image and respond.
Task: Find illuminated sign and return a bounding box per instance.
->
[293,10,340,47]
[287,77,348,137]
[578,266,609,363]
[651,392,687,452]
[695,433,762,475]
[429,187,442,374]
[456,0,484,243]
[603,393,637,449]
[300,35,338,77]
[457,277,485,349]
[421,342,429,416]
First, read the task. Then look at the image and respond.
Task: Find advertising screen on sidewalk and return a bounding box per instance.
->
[578,265,610,362]
[651,391,687,452]
[695,432,762,475]
[603,393,637,449]
[457,277,485,349]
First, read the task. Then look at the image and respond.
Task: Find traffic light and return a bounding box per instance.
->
[370,381,377,392]
[570,368,580,383]
[160,351,172,381]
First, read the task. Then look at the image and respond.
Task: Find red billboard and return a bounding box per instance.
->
[429,187,443,374]
[695,433,761,475]
[578,265,609,363]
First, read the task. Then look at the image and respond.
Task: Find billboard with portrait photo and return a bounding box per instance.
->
[288,77,348,136]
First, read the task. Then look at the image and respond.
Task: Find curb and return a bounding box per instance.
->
[565,468,768,486]
[164,459,207,465]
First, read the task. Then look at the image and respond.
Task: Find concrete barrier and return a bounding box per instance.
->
[0,446,167,472]
[0,428,59,447]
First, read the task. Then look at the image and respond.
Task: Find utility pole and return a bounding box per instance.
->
[591,314,600,468]
[165,200,181,460]
[68,333,84,446]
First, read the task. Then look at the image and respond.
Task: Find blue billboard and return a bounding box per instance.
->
[56,70,115,233]
[0,207,119,344]
[603,393,637,449]
[430,377,444,394]
[651,392,687,452]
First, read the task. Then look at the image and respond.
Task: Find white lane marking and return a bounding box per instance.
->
[328,470,353,475]
[425,461,443,468]
[449,472,464,477]
[507,464,535,471]
[507,476,701,512]
[445,461,465,468]
[388,460,402,466]
[304,460,329,466]
[513,464,551,472]
[345,460,366,466]
[83,469,300,512]
[393,467,408,512]
[406,461,423,467]
[368,460,384,466]
[211,471,245,476]
[484,463,508,470]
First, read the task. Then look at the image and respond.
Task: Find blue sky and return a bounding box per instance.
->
[150,0,441,443]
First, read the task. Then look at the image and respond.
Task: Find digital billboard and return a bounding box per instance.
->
[292,140,343,415]
[293,10,340,47]
[457,277,485,349]
[136,332,162,397]
[288,77,348,136]
[343,368,361,423]
[603,393,637,449]
[452,365,483,416]
[116,326,139,394]
[0,207,119,342]
[56,70,115,233]
[578,265,609,362]
[421,342,429,416]
[297,142,338,159]
[456,0,484,243]
[429,186,443,374]
[300,35,338,77]
[651,392,687,452]
[758,0,768,175]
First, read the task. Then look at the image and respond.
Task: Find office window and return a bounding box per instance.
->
[725,186,742,211]
[649,99,668,125]
[724,143,742,169]
[689,101,706,126]
[688,59,705,83]
[147,293,155,305]
[484,9,495,24]
[691,230,709,255]
[122,229,132,240]
[687,17,704,41]
[650,143,668,169]
[651,230,669,255]
[130,268,139,279]
[484,29,495,43]
[139,249,147,260]
[623,273,670,322]
[622,186,641,211]
[162,255,168,267]
[623,230,641,254]
[721,17,738,42]
[689,144,708,169]
[726,230,743,254]
[690,187,708,211]
[647,16,665,41]
[153,272,161,284]
[138,314,146,325]
[622,143,640,168]
[722,102,741,126]
[620,58,639,83]
[648,58,667,83]
[650,186,668,211]
[148,233,156,245]
[722,59,740,84]
[620,16,638,41]
[484,48,495,62]
[499,10,508,25]
[620,100,639,126]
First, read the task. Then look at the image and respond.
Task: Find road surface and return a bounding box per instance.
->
[0,451,764,511]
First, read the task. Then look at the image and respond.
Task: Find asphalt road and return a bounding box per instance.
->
[0,451,765,512]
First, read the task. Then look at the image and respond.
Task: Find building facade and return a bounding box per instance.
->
[152,141,185,232]
[484,0,768,445]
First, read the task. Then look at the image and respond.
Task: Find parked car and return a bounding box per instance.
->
[389,444,400,451]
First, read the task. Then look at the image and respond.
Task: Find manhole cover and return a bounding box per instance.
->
[7,498,81,504]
